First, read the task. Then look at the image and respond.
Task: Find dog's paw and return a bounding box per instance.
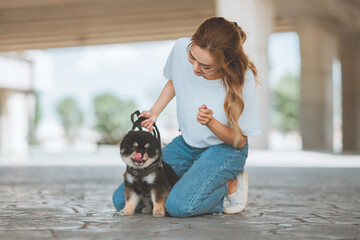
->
[141,206,152,214]
[153,210,165,218]
[119,209,133,216]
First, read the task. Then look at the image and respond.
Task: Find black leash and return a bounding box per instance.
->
[130,110,161,144]
[126,110,163,177]
[126,161,164,177]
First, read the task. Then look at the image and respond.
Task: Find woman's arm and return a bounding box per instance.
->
[207,118,247,149]
[140,80,175,131]
[197,104,247,149]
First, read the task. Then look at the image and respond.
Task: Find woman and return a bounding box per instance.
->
[113,17,262,217]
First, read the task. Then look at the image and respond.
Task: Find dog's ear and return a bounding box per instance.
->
[120,131,134,150]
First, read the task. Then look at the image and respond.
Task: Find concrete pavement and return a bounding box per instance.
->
[0,166,359,239]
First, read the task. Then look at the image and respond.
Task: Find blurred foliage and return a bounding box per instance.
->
[33,92,41,132]
[56,97,84,143]
[271,74,300,133]
[93,93,136,145]
[29,92,41,145]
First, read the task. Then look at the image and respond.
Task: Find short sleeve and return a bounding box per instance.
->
[238,70,262,136]
[163,44,175,80]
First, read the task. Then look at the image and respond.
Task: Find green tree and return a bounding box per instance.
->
[93,93,136,145]
[29,92,41,145]
[271,74,300,133]
[56,97,84,143]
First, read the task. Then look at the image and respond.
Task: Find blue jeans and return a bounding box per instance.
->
[112,135,248,218]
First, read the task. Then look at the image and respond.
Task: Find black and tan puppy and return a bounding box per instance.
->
[119,130,179,217]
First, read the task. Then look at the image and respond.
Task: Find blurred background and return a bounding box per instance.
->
[0,0,359,166]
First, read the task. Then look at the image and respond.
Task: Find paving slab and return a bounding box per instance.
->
[0,167,359,240]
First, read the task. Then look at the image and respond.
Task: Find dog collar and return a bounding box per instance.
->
[126,161,164,177]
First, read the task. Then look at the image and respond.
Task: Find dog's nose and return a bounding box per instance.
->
[134,153,142,161]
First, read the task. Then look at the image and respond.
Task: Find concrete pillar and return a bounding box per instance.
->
[296,19,337,151]
[216,0,275,149]
[340,33,360,153]
[0,89,29,162]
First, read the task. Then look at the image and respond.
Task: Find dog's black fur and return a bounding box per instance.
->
[119,130,179,217]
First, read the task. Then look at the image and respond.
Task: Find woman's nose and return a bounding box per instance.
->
[193,61,201,72]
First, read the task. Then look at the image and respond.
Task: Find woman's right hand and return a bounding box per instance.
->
[139,111,158,131]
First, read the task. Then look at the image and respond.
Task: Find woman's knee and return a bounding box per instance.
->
[112,183,125,210]
[165,183,202,218]
[165,192,192,218]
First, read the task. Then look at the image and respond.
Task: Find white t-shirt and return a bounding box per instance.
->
[163,37,262,148]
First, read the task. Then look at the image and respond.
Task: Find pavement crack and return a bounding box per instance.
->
[80,222,89,229]
[71,207,79,213]
[329,203,341,209]
[295,218,309,223]
[268,228,278,235]
[310,213,333,223]
[268,224,293,235]
[50,229,57,238]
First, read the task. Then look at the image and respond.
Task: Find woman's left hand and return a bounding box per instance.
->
[197,104,214,126]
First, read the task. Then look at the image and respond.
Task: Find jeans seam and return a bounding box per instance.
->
[190,150,196,161]
[173,161,192,171]
[186,149,242,215]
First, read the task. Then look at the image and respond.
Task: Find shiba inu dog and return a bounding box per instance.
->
[119,130,179,217]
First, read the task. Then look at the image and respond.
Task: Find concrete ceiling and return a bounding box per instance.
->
[274,0,360,33]
[0,0,359,51]
[0,0,215,51]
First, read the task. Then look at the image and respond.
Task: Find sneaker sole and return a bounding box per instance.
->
[223,171,249,214]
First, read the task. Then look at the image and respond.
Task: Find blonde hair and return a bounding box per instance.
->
[189,17,259,147]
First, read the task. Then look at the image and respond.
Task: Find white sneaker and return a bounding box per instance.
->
[223,171,249,214]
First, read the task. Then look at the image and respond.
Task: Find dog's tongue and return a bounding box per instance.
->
[134,153,142,161]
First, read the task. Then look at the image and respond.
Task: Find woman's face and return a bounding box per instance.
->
[188,45,221,79]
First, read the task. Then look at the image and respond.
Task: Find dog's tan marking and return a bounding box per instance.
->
[142,154,158,168]
[120,189,139,216]
[151,190,167,217]
[121,156,136,168]
[145,143,150,148]
[133,142,138,147]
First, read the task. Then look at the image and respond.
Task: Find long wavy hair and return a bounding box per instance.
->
[188,17,259,147]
